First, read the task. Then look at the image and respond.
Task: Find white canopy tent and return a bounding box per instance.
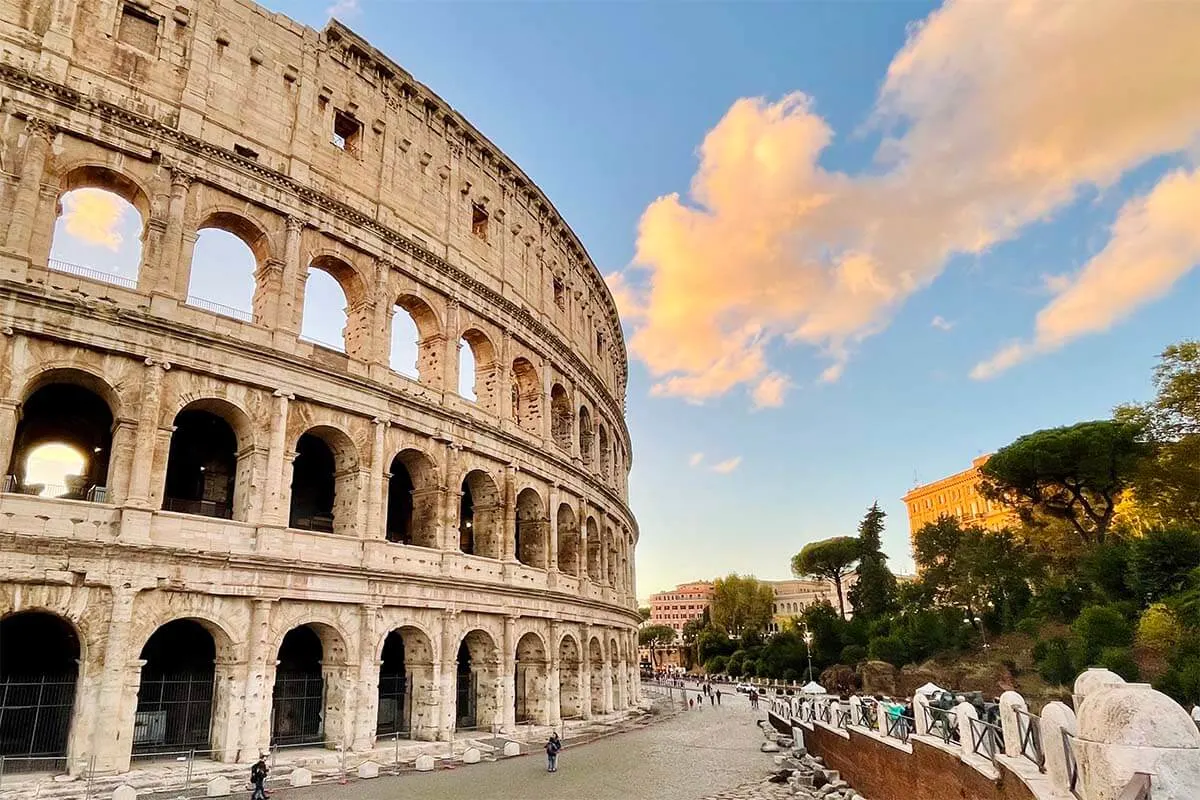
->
[914,682,946,696]
[801,681,826,695]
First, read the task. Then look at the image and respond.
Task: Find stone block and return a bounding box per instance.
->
[502,741,521,757]
[289,767,313,787]
[415,754,435,771]
[112,786,137,800]
[206,776,231,797]
[760,741,780,752]
[357,761,379,779]
[462,748,481,764]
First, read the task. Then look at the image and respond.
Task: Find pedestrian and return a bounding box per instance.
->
[688,697,694,709]
[716,689,722,706]
[250,754,269,800]
[545,732,562,772]
[709,691,714,706]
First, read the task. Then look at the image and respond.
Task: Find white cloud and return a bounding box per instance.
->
[710,456,743,474]
[326,0,360,18]
[973,166,1200,378]
[751,372,790,408]
[62,189,125,251]
[931,315,954,331]
[621,1,1200,403]
[688,452,705,467]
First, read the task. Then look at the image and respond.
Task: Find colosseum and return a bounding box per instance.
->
[0,0,639,777]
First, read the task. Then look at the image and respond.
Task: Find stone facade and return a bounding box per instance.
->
[0,0,638,777]
[902,455,1017,546]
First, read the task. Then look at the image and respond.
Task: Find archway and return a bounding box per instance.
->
[610,637,624,710]
[586,517,602,582]
[588,638,604,716]
[376,627,433,740]
[459,470,500,558]
[514,632,548,725]
[598,423,611,479]
[0,611,80,771]
[550,384,572,450]
[389,295,440,384]
[556,504,579,576]
[458,329,496,406]
[271,626,325,745]
[558,635,583,720]
[289,427,358,536]
[162,405,240,519]
[385,450,438,548]
[49,177,145,289]
[133,620,216,755]
[455,630,499,731]
[606,528,619,588]
[514,488,548,569]
[578,406,593,465]
[186,221,261,322]
[8,377,115,501]
[510,357,541,432]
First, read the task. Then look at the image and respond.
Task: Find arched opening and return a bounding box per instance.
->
[515,488,548,569]
[558,635,583,721]
[377,626,435,741]
[385,458,414,544]
[271,626,325,745]
[0,612,80,771]
[390,295,440,383]
[289,427,357,536]
[598,423,611,479]
[586,517,602,582]
[7,378,114,501]
[610,637,624,710]
[186,222,261,323]
[49,180,145,289]
[588,638,604,716]
[510,357,541,432]
[606,528,619,588]
[459,470,500,558]
[133,620,216,755]
[386,450,438,548]
[514,632,548,725]
[456,630,498,731]
[550,384,572,450]
[300,269,349,352]
[578,406,594,465]
[458,329,496,405]
[389,306,420,378]
[162,406,240,519]
[556,504,579,576]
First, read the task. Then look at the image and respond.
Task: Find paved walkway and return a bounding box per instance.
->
[279,692,775,800]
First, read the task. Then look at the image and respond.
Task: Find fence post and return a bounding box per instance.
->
[394,732,399,769]
[339,742,347,785]
[184,748,195,794]
[84,755,96,800]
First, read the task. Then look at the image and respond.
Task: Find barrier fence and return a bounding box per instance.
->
[1015,706,1045,771]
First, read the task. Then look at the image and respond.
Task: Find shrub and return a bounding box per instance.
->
[1098,647,1140,681]
[1033,637,1076,686]
[840,645,867,664]
[704,655,729,675]
[1136,604,1181,654]
[782,668,801,683]
[867,634,909,666]
[1127,527,1200,604]
[726,651,745,677]
[1072,604,1134,664]
[1155,657,1200,706]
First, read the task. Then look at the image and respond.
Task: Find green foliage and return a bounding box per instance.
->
[981,419,1148,544]
[1071,604,1134,664]
[848,502,898,620]
[638,606,651,622]
[1136,604,1182,654]
[1078,539,1131,602]
[793,537,859,619]
[1033,637,1076,685]
[799,602,846,669]
[756,630,809,679]
[1098,647,1140,681]
[696,628,736,664]
[725,651,745,677]
[840,644,867,664]
[638,624,676,648]
[710,574,776,638]
[1156,656,1200,707]
[704,655,729,675]
[1127,527,1200,603]
[867,634,909,666]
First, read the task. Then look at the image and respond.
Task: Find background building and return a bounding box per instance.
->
[903,455,1017,545]
[648,581,714,636]
[766,575,857,632]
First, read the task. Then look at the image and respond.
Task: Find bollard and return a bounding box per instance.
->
[394,732,400,769]
[339,742,347,785]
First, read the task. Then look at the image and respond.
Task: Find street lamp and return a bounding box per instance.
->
[803,628,814,683]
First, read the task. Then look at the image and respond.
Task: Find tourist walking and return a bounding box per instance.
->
[545,732,562,772]
[250,755,269,800]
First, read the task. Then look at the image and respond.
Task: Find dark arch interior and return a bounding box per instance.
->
[134,620,216,754]
[289,433,335,532]
[459,479,475,555]
[162,409,237,518]
[455,640,475,730]
[377,632,410,737]
[272,626,325,745]
[385,457,414,545]
[8,383,113,499]
[0,612,80,765]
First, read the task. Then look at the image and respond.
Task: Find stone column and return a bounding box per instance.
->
[498,334,512,422]
[581,623,593,721]
[253,258,285,327]
[442,298,461,395]
[237,599,275,761]
[278,216,304,335]
[442,443,461,551]
[502,616,517,732]
[577,498,588,585]
[502,466,517,561]
[154,167,193,296]
[437,610,458,740]
[262,390,292,526]
[547,484,560,577]
[365,418,387,539]
[548,622,562,726]
[125,359,168,507]
[89,585,140,773]
[3,118,54,264]
[0,330,19,475]
[601,641,614,714]
[210,655,243,762]
[352,605,382,751]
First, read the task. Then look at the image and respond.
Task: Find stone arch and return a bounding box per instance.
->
[550,383,573,450]
[514,631,550,725]
[556,503,580,576]
[455,628,500,731]
[458,327,498,407]
[269,620,353,747]
[510,356,541,432]
[301,253,370,355]
[389,293,442,384]
[0,610,83,769]
[376,625,437,740]
[459,468,501,558]
[605,525,619,588]
[586,516,602,582]
[186,209,274,323]
[288,424,361,536]
[558,633,584,720]
[48,163,151,289]
[385,447,439,548]
[578,405,594,465]
[588,637,605,715]
[609,634,624,710]
[515,487,549,569]
[597,422,611,479]
[162,397,256,521]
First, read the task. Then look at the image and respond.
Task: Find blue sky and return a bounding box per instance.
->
[51,1,1200,601]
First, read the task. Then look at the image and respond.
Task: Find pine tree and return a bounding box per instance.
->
[848,502,897,619]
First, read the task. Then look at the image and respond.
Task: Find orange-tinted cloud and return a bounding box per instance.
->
[62,189,126,251]
[751,372,790,409]
[622,1,1200,404]
[710,457,742,475]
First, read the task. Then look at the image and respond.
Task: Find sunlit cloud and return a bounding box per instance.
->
[751,372,791,408]
[710,456,742,474]
[326,0,360,18]
[931,316,954,331]
[688,452,705,467]
[621,1,1200,403]
[62,189,125,251]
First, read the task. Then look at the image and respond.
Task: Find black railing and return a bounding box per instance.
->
[969,716,1002,768]
[818,702,832,724]
[861,699,879,729]
[0,676,77,773]
[1118,772,1152,800]
[1015,707,1045,771]
[131,672,215,756]
[1062,729,1082,799]
[923,704,959,744]
[47,258,137,289]
[835,706,851,730]
[162,497,233,519]
[886,709,914,743]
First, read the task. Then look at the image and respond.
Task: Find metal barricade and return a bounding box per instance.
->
[923,704,958,744]
[885,708,914,743]
[1062,729,1082,799]
[1015,707,1044,771]
[861,698,879,729]
[968,716,1002,768]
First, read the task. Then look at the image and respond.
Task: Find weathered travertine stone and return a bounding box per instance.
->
[462,747,481,763]
[289,768,313,787]
[357,761,380,779]
[414,755,436,771]
[205,776,231,797]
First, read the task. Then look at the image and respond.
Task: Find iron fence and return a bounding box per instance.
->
[0,675,77,772]
[1062,729,1082,799]
[299,333,346,353]
[923,704,959,744]
[161,497,233,519]
[271,673,325,746]
[885,708,914,743]
[0,755,94,796]
[1015,707,1044,771]
[968,716,1002,768]
[834,706,850,730]
[131,672,215,756]
[818,702,832,724]
[861,699,879,729]
[185,295,253,323]
[47,258,137,289]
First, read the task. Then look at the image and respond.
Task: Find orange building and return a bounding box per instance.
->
[648,581,714,637]
[903,455,1017,546]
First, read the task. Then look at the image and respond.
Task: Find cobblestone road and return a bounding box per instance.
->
[280,692,779,800]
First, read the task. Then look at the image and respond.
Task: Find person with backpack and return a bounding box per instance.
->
[545,732,562,772]
[250,755,269,800]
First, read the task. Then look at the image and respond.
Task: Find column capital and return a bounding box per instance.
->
[25,117,56,143]
[169,167,196,190]
[285,215,305,234]
[372,416,390,427]
[143,357,171,370]
[273,388,295,399]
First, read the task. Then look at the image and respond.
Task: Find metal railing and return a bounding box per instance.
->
[47,258,137,289]
[818,702,832,724]
[0,755,95,797]
[1118,772,1152,800]
[0,477,108,503]
[834,706,850,730]
[185,295,253,323]
[1015,707,1044,771]
[1062,729,1081,799]
[923,704,959,744]
[885,708,914,744]
[968,716,1002,768]
[299,333,346,353]
[861,698,879,729]
[162,497,233,519]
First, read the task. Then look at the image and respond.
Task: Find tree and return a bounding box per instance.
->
[980,420,1148,545]
[709,574,775,638]
[638,606,652,622]
[1126,527,1200,604]
[638,624,677,669]
[848,502,897,619]
[793,537,859,619]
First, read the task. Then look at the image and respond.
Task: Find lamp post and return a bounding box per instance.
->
[803,628,814,683]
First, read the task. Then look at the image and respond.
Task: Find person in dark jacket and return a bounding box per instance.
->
[250,756,269,800]
[545,732,562,772]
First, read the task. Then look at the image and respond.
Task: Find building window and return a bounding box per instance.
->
[332,110,362,155]
[471,203,489,241]
[118,4,158,52]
